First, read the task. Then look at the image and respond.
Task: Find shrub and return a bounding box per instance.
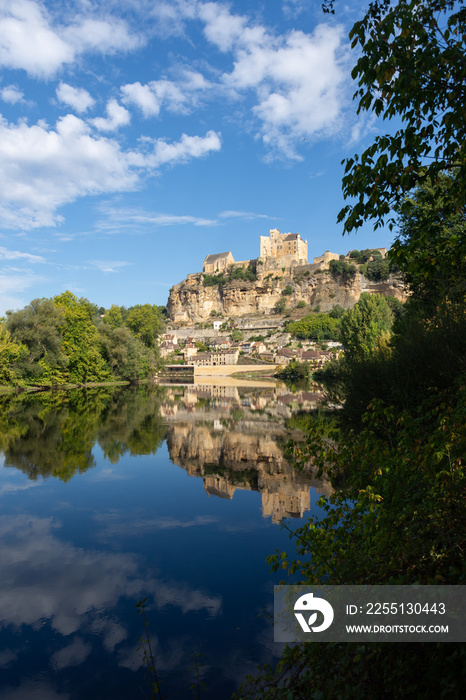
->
[329,259,357,282]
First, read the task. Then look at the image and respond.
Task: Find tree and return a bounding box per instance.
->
[98,323,156,382]
[126,304,164,348]
[362,256,391,281]
[231,329,244,342]
[103,304,126,329]
[329,304,345,319]
[391,172,466,306]
[54,291,108,384]
[274,298,287,314]
[286,313,341,340]
[341,293,393,359]
[6,298,68,383]
[328,259,357,282]
[0,325,27,385]
[338,0,466,233]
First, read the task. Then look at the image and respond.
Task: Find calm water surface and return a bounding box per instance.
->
[0,380,330,699]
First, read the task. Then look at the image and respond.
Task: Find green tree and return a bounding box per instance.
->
[328,259,357,282]
[103,304,126,329]
[231,329,244,342]
[6,298,68,383]
[0,325,27,385]
[126,304,164,348]
[391,172,466,306]
[341,293,393,360]
[362,256,391,281]
[338,0,466,233]
[286,313,341,340]
[274,298,287,314]
[54,291,108,384]
[242,383,465,700]
[329,303,345,319]
[98,323,156,382]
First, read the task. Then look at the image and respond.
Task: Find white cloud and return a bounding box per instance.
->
[51,638,91,671]
[121,81,160,117]
[219,210,270,220]
[0,114,138,228]
[198,2,248,52]
[91,99,131,132]
[95,204,218,233]
[195,3,351,159]
[121,70,213,119]
[0,0,73,78]
[56,83,95,113]
[282,0,309,19]
[0,114,221,230]
[0,246,44,262]
[0,270,44,314]
[150,0,198,37]
[62,17,142,55]
[0,85,24,104]
[87,259,132,274]
[0,0,142,79]
[148,129,221,167]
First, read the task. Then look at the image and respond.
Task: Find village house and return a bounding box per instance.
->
[160,342,177,358]
[182,344,198,360]
[250,341,267,355]
[189,349,239,366]
[276,348,296,365]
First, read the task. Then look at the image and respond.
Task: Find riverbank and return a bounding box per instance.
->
[0,380,133,395]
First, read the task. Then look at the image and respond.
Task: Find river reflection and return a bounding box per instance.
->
[0,381,330,699]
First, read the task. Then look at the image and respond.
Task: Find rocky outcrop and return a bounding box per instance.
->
[167,269,408,323]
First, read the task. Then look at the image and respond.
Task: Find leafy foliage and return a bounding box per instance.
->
[3,292,164,387]
[391,171,466,306]
[6,298,68,383]
[126,304,165,348]
[329,259,357,282]
[238,383,465,699]
[202,263,257,287]
[361,256,391,281]
[274,298,287,314]
[286,313,341,340]
[340,293,393,360]
[338,0,466,233]
[231,329,244,342]
[275,359,311,383]
[54,291,108,384]
[0,325,27,385]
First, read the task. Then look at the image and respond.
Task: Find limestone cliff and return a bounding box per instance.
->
[167,268,407,323]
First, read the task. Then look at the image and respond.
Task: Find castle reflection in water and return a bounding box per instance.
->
[159,379,332,523]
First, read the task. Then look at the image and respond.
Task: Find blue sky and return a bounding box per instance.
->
[0,0,395,315]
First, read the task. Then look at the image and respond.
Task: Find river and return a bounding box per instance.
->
[0,379,330,699]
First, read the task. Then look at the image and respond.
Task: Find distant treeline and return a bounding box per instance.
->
[0,292,166,387]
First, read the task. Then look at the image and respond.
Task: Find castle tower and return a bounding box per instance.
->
[259,228,308,266]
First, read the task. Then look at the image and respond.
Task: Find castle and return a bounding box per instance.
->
[259,228,308,266]
[203,228,312,275]
[202,229,388,277]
